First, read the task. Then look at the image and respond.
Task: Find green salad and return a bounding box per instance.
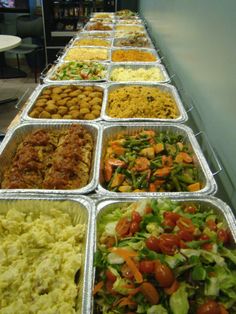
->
[93,199,236,314]
[51,61,106,81]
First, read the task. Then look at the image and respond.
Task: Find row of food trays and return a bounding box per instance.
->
[0,9,236,314]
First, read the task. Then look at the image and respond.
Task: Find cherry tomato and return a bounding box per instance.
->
[121,263,134,279]
[139,260,155,273]
[164,279,180,295]
[154,260,175,288]
[157,234,180,255]
[145,206,153,214]
[179,240,187,248]
[202,243,213,251]
[115,218,131,237]
[219,304,229,314]
[164,211,181,224]
[146,235,160,252]
[103,236,116,248]
[184,205,197,214]
[196,300,221,314]
[140,282,160,305]
[217,229,230,244]
[130,221,140,234]
[177,217,195,233]
[105,270,116,283]
[199,234,210,241]
[131,210,142,223]
[163,218,175,230]
[206,219,217,231]
[105,280,115,294]
[178,230,194,242]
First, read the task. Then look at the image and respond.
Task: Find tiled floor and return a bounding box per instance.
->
[0,61,38,133]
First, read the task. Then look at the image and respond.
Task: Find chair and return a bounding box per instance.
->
[8,15,44,83]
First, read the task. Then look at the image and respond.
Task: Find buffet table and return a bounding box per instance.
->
[0,10,235,314]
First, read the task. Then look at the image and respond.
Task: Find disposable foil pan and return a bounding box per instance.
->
[84,22,114,32]
[113,36,154,49]
[43,61,109,84]
[77,31,114,38]
[114,24,146,32]
[95,195,236,240]
[114,29,149,39]
[91,12,115,18]
[0,121,101,195]
[21,82,106,123]
[60,47,111,63]
[111,47,161,63]
[108,63,170,83]
[115,18,144,25]
[70,37,113,48]
[89,17,115,23]
[101,82,188,123]
[0,194,95,314]
[91,195,236,313]
[96,122,217,196]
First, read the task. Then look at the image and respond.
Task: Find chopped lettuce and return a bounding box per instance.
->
[199,249,225,266]
[169,283,189,314]
[112,277,132,295]
[220,247,236,264]
[205,276,219,296]
[147,304,168,314]
[165,253,186,269]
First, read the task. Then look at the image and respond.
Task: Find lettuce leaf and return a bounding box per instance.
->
[169,283,189,314]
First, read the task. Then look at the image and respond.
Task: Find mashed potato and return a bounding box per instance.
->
[110,67,164,82]
[0,208,85,313]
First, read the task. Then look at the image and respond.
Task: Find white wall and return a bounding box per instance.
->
[139,0,236,209]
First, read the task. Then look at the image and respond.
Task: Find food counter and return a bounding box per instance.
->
[0,9,235,314]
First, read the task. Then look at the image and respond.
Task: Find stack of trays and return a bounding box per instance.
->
[1,9,235,314]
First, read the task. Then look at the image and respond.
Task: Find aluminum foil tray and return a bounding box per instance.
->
[89,17,116,23]
[60,47,111,63]
[0,121,101,195]
[112,36,154,49]
[91,12,115,18]
[114,24,146,32]
[76,31,114,38]
[84,22,114,32]
[70,37,113,48]
[0,194,94,314]
[96,122,217,196]
[95,195,236,240]
[43,61,109,84]
[21,82,106,123]
[101,82,188,123]
[111,47,161,63]
[115,18,144,25]
[92,195,236,312]
[114,29,150,39]
[108,63,170,83]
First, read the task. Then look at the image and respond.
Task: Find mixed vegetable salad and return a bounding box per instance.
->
[50,61,106,81]
[93,199,236,314]
[103,129,202,193]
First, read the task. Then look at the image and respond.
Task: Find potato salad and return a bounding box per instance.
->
[0,208,85,313]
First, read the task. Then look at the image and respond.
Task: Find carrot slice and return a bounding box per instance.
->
[93,281,104,295]
[153,143,164,154]
[164,279,180,295]
[175,152,193,163]
[117,297,137,308]
[110,247,138,258]
[187,182,201,192]
[110,247,143,283]
[154,167,171,177]
[149,183,156,192]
